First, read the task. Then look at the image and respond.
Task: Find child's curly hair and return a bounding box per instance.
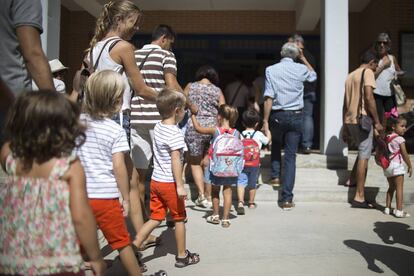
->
[385,116,406,134]
[4,90,85,169]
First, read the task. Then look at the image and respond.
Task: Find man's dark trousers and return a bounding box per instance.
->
[270,110,303,203]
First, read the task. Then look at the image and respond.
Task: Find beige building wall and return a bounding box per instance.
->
[60,0,414,94]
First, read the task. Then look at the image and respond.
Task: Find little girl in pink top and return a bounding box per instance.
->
[383,116,413,218]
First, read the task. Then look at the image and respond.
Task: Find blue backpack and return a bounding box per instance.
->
[209,128,244,177]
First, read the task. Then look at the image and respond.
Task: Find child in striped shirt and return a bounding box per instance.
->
[77,71,143,275]
[133,88,200,268]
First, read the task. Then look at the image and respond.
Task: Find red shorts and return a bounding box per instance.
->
[89,199,130,250]
[150,180,186,221]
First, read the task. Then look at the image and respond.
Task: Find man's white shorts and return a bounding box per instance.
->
[130,127,154,169]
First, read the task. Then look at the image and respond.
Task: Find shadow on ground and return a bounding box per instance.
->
[344,239,414,275]
[344,221,414,276]
[373,221,414,248]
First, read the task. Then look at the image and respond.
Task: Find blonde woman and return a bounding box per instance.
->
[73,0,160,266]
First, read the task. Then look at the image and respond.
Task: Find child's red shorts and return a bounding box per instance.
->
[150,180,186,221]
[89,199,130,250]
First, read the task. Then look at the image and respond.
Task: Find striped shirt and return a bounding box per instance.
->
[152,122,187,183]
[264,58,317,110]
[131,44,177,128]
[77,114,130,199]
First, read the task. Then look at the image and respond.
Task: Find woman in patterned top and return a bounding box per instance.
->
[184,65,225,208]
[0,91,105,275]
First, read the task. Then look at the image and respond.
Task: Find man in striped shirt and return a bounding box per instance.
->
[263,42,317,211]
[130,25,183,231]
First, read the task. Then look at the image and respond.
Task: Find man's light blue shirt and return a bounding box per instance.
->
[263,58,317,110]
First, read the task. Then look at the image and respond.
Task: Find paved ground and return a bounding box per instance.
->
[101,201,414,276]
[2,153,414,275]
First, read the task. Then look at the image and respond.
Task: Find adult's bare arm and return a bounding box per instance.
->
[16,26,54,90]
[262,97,273,132]
[165,72,183,92]
[113,41,157,101]
[364,85,383,132]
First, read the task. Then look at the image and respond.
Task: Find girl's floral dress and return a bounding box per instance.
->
[0,153,83,275]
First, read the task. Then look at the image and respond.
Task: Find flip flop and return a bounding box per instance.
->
[350,200,375,209]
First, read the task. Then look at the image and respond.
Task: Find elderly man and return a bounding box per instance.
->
[263,42,317,210]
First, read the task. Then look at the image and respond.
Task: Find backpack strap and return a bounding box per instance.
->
[138,48,157,71]
[250,131,257,139]
[357,69,366,120]
[90,37,121,73]
[386,134,401,161]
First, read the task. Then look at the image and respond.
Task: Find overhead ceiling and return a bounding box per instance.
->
[61,0,371,31]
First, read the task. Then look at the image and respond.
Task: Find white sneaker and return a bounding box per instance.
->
[393,209,411,218]
[384,207,391,215]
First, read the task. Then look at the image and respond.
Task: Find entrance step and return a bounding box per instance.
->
[185,153,414,204]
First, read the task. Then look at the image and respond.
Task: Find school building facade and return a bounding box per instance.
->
[40,0,414,156]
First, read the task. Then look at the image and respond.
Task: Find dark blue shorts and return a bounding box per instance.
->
[237,166,260,189]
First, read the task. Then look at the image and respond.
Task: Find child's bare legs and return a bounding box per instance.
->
[394,175,404,211]
[118,245,142,276]
[132,169,159,246]
[249,188,257,205]
[386,177,396,209]
[237,186,245,204]
[174,221,186,257]
[222,186,232,220]
[133,219,162,249]
[211,185,220,216]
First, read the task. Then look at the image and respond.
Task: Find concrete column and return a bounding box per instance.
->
[40,0,61,59]
[320,0,349,160]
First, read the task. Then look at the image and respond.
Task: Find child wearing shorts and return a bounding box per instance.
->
[133,89,200,268]
[237,109,271,215]
[382,116,412,218]
[77,71,143,275]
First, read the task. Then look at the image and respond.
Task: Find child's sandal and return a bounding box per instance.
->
[394,209,411,218]
[206,214,220,224]
[175,250,200,268]
[221,219,231,228]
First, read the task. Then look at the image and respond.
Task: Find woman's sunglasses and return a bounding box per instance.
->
[377,41,389,45]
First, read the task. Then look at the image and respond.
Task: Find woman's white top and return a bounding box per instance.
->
[374,54,396,97]
[92,36,132,111]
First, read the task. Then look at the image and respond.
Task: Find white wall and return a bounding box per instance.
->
[40,0,61,59]
[320,0,349,156]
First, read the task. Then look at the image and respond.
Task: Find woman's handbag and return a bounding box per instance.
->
[390,79,406,106]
